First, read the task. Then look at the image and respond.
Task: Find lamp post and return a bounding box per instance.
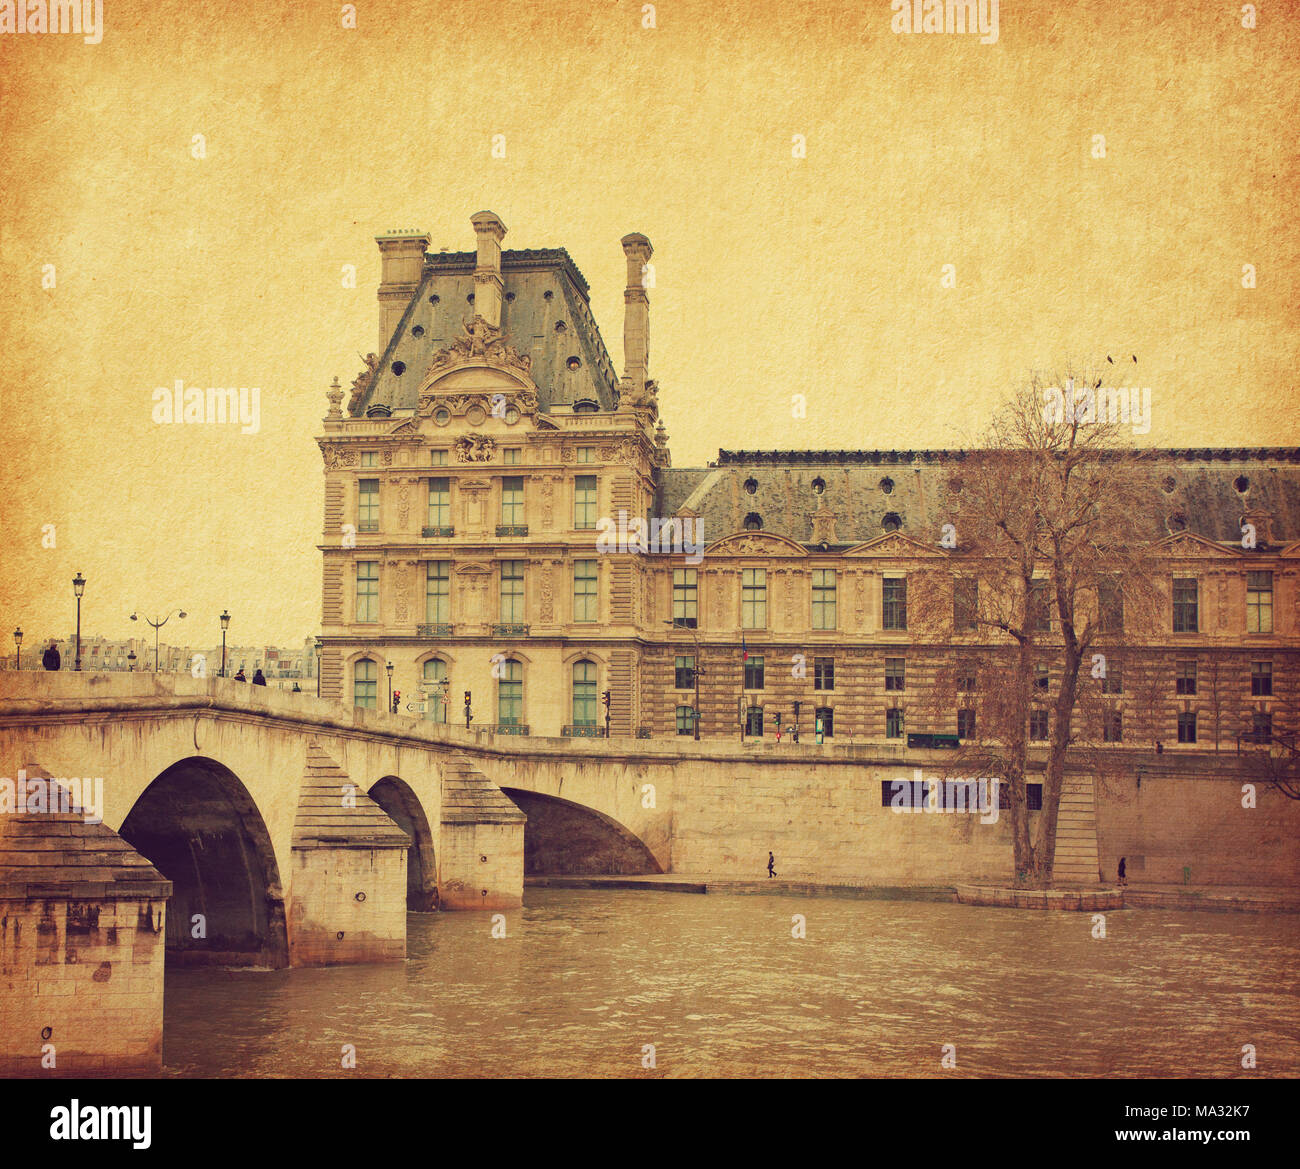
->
[13,627,21,671]
[130,608,186,673]
[315,637,323,698]
[386,661,394,711]
[72,573,85,671]
[219,610,231,677]
[664,619,703,740]
[127,650,137,672]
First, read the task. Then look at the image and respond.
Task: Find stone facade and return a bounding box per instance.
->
[318,211,1300,763]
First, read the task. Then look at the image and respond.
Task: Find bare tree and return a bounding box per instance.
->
[916,367,1163,888]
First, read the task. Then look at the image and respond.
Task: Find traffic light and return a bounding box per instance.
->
[392,689,400,714]
[601,689,611,709]
[464,689,472,728]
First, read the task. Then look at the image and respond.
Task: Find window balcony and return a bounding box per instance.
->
[422,526,455,537]
[492,723,530,736]
[492,623,529,636]
[417,623,454,637]
[356,521,379,533]
[563,724,603,738]
[496,524,529,537]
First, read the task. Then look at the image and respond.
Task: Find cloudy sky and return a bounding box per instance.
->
[1,0,1296,644]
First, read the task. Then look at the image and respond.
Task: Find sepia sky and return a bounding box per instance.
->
[1,0,1297,644]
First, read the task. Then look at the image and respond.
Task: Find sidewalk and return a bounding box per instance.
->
[523,874,1300,913]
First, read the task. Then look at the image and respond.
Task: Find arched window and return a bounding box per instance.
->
[743,513,763,531]
[353,658,377,709]
[423,658,447,723]
[572,660,598,726]
[498,659,523,727]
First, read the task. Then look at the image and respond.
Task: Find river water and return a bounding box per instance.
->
[162,890,1300,1078]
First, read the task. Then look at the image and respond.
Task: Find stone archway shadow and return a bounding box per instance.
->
[368,775,439,910]
[500,788,663,875]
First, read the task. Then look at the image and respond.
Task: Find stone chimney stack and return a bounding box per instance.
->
[471,210,508,329]
[620,233,653,389]
[375,230,430,351]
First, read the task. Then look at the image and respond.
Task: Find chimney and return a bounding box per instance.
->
[471,210,507,329]
[620,232,653,389]
[375,229,429,350]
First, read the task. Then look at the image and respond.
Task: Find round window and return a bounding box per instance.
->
[504,406,521,425]
[433,407,451,426]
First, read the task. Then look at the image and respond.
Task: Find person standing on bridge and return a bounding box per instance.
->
[42,640,61,671]
[767,852,776,879]
[252,668,267,686]
[234,667,247,682]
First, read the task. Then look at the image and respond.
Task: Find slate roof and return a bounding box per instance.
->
[658,449,1300,548]
[352,249,621,417]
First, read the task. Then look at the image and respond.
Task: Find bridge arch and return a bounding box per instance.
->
[118,755,289,968]
[500,787,663,875]
[367,774,439,910]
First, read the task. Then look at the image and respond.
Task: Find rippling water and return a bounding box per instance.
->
[161,891,1300,1078]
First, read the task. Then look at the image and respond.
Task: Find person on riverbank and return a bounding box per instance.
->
[767,852,776,879]
[42,641,60,671]
[1117,857,1127,887]
[234,667,247,682]
[252,669,267,686]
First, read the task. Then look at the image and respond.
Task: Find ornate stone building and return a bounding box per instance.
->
[318,212,1300,753]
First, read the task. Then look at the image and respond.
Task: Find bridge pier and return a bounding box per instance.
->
[0,775,171,1077]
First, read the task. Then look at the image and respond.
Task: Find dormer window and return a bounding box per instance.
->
[573,400,599,414]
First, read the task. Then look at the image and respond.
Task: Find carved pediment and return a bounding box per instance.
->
[454,562,492,575]
[1154,532,1243,559]
[705,531,808,558]
[842,532,948,558]
[419,315,537,390]
[387,416,420,436]
[1279,540,1300,559]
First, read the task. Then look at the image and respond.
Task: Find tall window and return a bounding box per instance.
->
[572,661,597,726]
[498,659,523,726]
[953,578,978,631]
[675,705,694,735]
[1252,661,1273,697]
[1030,579,1051,632]
[1247,571,1273,633]
[675,655,696,690]
[742,569,767,629]
[501,477,524,526]
[353,658,377,709]
[500,560,525,622]
[1175,660,1197,696]
[430,449,448,466]
[673,569,698,628]
[1029,709,1049,741]
[1033,663,1050,692]
[744,655,765,690]
[358,479,379,532]
[573,560,598,623]
[1252,710,1273,744]
[503,448,521,465]
[1177,710,1197,743]
[1102,710,1123,743]
[957,708,976,739]
[745,707,764,736]
[957,659,978,692]
[815,707,834,737]
[1101,662,1124,694]
[1098,579,1124,634]
[814,657,835,691]
[356,561,379,623]
[360,451,378,468]
[423,658,447,723]
[426,560,449,623]
[427,477,450,528]
[574,475,598,529]
[885,658,905,691]
[886,707,904,739]
[883,577,907,630]
[1173,578,1198,633]
[812,569,837,630]
[576,447,594,464]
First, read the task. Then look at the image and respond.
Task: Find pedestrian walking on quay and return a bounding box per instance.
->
[1117,857,1127,887]
[767,851,776,879]
[42,641,61,671]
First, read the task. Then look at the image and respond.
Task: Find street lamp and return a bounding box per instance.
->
[219,610,231,677]
[386,661,394,711]
[127,650,137,671]
[13,627,21,671]
[130,608,186,673]
[315,637,323,698]
[72,573,85,671]
[664,619,703,740]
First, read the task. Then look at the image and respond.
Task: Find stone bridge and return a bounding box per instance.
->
[0,673,674,972]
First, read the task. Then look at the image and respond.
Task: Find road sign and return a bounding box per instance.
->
[406,702,427,713]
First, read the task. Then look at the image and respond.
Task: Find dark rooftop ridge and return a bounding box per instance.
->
[713,448,1300,466]
[424,247,591,299]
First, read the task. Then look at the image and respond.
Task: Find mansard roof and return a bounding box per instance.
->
[658,448,1300,550]
[351,248,621,418]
